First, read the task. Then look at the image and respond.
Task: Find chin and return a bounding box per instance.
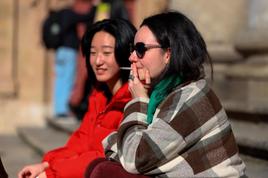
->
[96,76,109,83]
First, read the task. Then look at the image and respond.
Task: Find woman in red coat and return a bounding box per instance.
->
[18,18,136,178]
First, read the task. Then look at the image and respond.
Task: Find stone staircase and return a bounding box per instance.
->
[16,113,268,177]
[230,119,268,160]
[17,115,268,159]
[17,117,79,155]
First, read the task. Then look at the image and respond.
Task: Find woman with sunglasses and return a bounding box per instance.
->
[18,18,136,178]
[85,11,246,178]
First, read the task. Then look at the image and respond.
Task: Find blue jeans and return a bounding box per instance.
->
[54,47,77,116]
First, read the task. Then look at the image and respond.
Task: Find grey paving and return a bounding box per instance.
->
[0,134,41,178]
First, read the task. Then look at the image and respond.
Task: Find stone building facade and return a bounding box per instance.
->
[0,0,267,133]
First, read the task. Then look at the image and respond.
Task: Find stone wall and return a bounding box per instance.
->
[0,0,88,134]
[134,0,168,27]
[1,0,268,133]
[168,0,268,116]
[169,0,247,44]
[0,0,50,133]
[0,1,14,94]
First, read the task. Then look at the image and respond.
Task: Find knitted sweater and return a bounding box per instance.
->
[103,79,246,178]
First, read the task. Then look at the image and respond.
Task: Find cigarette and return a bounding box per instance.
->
[120,67,131,70]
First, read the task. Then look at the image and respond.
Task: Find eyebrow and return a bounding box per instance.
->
[91,45,114,49]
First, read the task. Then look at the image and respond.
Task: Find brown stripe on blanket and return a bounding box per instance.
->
[135,133,167,173]
[182,130,238,174]
[206,89,222,113]
[124,101,148,118]
[170,89,222,138]
[157,90,182,120]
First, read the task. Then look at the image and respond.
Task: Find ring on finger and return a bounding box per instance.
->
[129,74,135,81]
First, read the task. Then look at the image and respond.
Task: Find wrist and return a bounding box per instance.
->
[42,161,49,169]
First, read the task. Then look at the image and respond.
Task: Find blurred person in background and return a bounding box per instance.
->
[69,0,130,121]
[18,18,136,178]
[49,0,96,119]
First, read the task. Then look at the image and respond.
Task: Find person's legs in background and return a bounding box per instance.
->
[54,46,77,118]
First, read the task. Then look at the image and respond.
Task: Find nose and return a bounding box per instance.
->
[95,53,104,65]
[129,51,138,63]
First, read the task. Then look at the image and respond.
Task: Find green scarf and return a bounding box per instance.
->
[147,75,182,124]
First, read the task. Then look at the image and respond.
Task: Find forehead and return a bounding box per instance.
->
[135,26,157,43]
[91,31,115,46]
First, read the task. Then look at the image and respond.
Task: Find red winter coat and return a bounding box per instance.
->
[43,83,131,177]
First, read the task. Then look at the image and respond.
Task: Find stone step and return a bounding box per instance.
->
[223,101,268,120]
[17,126,70,155]
[240,154,268,178]
[46,116,80,134]
[207,43,243,63]
[210,55,268,118]
[16,118,268,177]
[16,116,80,156]
[7,128,268,178]
[230,119,268,160]
[235,29,268,56]
[17,118,268,161]
[213,81,268,118]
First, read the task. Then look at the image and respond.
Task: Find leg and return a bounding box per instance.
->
[54,47,77,116]
[85,158,151,178]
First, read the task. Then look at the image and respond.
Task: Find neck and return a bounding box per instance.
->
[151,65,169,88]
[107,77,123,95]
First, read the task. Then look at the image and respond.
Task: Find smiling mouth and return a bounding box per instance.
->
[95,68,106,73]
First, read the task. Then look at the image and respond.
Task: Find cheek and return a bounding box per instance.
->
[147,59,166,78]
[90,58,95,67]
[140,59,150,69]
[113,67,120,76]
[109,61,120,73]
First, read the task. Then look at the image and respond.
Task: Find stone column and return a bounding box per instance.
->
[0,1,15,95]
[226,0,268,117]
[235,0,268,55]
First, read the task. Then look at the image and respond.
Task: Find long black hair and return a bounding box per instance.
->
[141,11,212,82]
[81,18,136,89]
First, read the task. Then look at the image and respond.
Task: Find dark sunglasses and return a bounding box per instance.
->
[130,42,163,59]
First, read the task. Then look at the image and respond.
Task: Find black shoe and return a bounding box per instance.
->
[0,157,8,178]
